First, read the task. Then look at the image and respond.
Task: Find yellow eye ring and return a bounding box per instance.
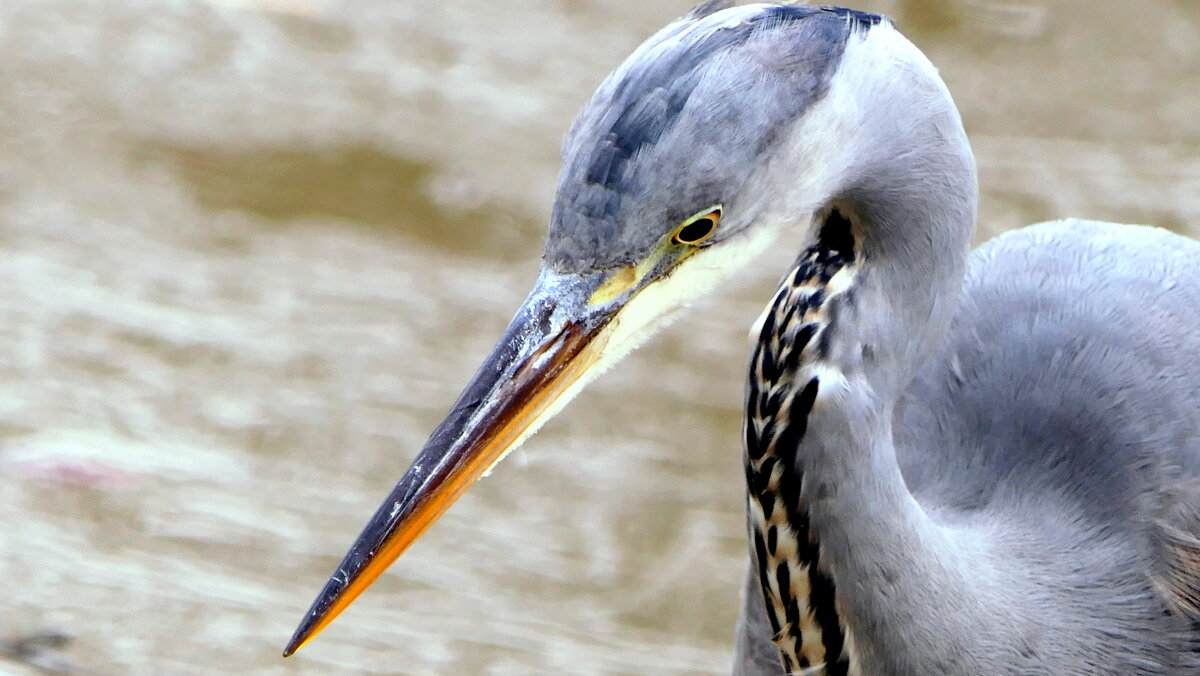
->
[672,206,722,245]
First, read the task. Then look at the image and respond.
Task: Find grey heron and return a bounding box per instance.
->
[284,3,1200,673]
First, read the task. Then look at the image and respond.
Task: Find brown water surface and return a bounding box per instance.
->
[1,1,1198,674]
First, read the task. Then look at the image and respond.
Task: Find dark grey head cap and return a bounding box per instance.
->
[544,4,883,272]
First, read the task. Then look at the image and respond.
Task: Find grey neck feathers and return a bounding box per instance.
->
[828,54,979,397]
[744,48,984,673]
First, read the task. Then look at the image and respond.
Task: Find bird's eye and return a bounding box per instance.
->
[673,207,722,245]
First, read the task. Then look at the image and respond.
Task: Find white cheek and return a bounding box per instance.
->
[485,226,780,474]
[600,223,781,365]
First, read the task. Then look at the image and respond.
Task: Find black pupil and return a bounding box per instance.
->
[677,217,715,243]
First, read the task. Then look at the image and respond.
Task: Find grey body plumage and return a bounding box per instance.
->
[286,3,1200,671]
[737,218,1200,675]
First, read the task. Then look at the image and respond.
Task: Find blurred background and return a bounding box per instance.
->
[0,0,1197,674]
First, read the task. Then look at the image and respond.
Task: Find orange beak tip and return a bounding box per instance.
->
[284,273,615,656]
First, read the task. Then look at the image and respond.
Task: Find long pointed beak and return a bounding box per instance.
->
[284,269,622,656]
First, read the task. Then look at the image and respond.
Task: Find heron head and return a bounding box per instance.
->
[547,4,865,272]
[285,4,882,655]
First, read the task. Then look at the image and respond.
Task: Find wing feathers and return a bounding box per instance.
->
[1154,481,1200,620]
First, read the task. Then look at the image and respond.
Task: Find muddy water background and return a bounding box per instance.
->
[0,1,1197,674]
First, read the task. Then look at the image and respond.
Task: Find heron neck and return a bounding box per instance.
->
[797,134,983,671]
[796,372,981,673]
[745,79,984,671]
